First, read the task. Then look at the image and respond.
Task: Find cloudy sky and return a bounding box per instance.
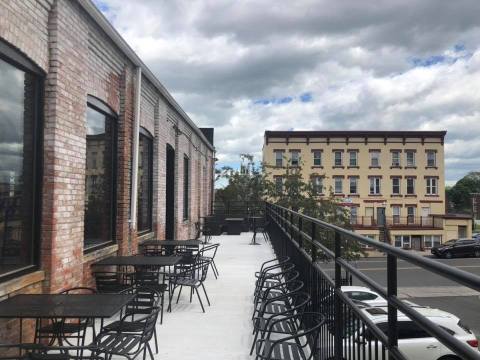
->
[94,0,480,185]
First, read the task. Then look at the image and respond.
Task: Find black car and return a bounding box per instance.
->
[431,239,480,259]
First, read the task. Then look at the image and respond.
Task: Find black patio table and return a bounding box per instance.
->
[92,255,184,267]
[0,293,134,354]
[140,239,202,247]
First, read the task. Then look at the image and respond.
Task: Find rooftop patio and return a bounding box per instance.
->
[150,232,272,360]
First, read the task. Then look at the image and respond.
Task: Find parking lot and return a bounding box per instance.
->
[321,256,480,334]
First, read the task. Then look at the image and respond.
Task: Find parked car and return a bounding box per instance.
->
[341,305,479,360]
[431,238,480,259]
[473,233,480,240]
[341,286,387,307]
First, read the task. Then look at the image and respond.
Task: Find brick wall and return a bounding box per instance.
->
[0,0,215,345]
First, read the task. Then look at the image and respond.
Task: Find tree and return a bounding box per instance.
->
[447,172,480,213]
[264,157,364,261]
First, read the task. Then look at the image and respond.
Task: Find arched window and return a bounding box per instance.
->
[0,40,43,279]
[137,128,153,233]
[84,95,117,250]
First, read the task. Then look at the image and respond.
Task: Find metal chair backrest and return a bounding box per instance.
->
[126,286,161,316]
[200,243,219,259]
[93,272,124,293]
[140,307,160,344]
[60,287,97,295]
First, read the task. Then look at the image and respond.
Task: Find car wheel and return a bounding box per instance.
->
[475,250,480,258]
[444,251,453,259]
[438,356,461,360]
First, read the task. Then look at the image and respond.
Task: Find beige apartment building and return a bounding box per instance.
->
[263,130,472,251]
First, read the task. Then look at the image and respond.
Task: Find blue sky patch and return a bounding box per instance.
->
[412,55,446,67]
[300,92,313,102]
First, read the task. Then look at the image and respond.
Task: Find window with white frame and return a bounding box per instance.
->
[392,206,401,224]
[334,177,343,194]
[313,150,322,166]
[349,177,358,194]
[312,176,323,194]
[395,235,411,248]
[290,151,300,166]
[423,235,442,248]
[406,150,416,167]
[426,177,438,195]
[391,151,401,167]
[350,206,358,224]
[349,151,358,166]
[406,177,415,195]
[369,177,381,195]
[370,151,380,167]
[275,151,283,167]
[334,151,343,166]
[426,150,436,167]
[392,177,401,195]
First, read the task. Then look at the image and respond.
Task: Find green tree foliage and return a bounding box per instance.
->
[446,172,480,213]
[216,154,364,260]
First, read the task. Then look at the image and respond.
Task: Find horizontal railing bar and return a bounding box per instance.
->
[270,203,480,293]
[390,296,480,360]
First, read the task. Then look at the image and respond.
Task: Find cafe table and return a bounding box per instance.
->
[0,293,134,354]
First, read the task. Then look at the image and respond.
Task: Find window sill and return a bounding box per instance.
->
[390,166,402,169]
[368,194,382,197]
[137,231,155,242]
[405,166,417,169]
[391,194,403,197]
[332,166,344,169]
[83,243,119,263]
[0,270,45,297]
[333,193,345,197]
[425,194,439,197]
[311,166,323,169]
[369,166,381,169]
[347,166,359,169]
[405,194,417,198]
[426,166,438,169]
[348,194,360,197]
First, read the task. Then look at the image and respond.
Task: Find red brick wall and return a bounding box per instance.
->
[0,0,215,346]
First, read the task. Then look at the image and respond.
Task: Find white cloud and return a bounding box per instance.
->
[96,0,480,182]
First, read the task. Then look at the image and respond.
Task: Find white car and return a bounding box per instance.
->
[341,286,387,307]
[346,305,478,360]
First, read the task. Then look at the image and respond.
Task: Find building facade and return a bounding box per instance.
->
[263,130,472,250]
[0,0,215,343]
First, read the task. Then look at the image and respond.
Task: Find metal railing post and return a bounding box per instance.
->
[310,222,316,262]
[387,254,398,359]
[298,216,303,248]
[334,231,343,360]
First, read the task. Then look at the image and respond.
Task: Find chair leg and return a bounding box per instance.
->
[160,292,164,324]
[176,285,183,304]
[250,328,260,355]
[147,343,155,360]
[190,287,193,303]
[210,263,218,279]
[201,283,211,306]
[212,260,219,276]
[154,327,158,354]
[195,288,205,313]
[143,345,147,360]
[168,285,175,312]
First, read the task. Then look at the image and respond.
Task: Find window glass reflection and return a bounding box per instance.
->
[137,133,153,233]
[0,57,37,276]
[84,105,116,249]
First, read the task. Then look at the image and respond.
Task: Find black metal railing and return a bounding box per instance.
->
[350,216,443,229]
[265,202,480,360]
[213,200,265,218]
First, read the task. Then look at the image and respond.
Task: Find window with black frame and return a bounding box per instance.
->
[137,129,153,233]
[183,155,190,220]
[84,98,117,250]
[0,45,42,279]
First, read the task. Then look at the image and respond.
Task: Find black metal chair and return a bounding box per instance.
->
[132,270,168,324]
[168,259,211,313]
[101,286,161,355]
[94,307,160,360]
[93,272,131,294]
[254,263,296,300]
[254,312,325,360]
[199,243,220,279]
[251,292,311,355]
[254,256,290,279]
[0,344,104,360]
[34,287,97,356]
[252,217,270,243]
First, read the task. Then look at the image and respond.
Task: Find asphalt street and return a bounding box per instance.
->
[319,256,480,334]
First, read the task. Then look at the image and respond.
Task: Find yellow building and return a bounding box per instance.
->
[263,130,472,251]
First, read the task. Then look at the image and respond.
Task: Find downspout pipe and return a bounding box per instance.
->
[130,66,142,230]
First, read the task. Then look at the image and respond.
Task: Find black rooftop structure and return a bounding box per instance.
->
[200,128,214,146]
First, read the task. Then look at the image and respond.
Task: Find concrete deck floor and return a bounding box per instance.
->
[150,232,273,360]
